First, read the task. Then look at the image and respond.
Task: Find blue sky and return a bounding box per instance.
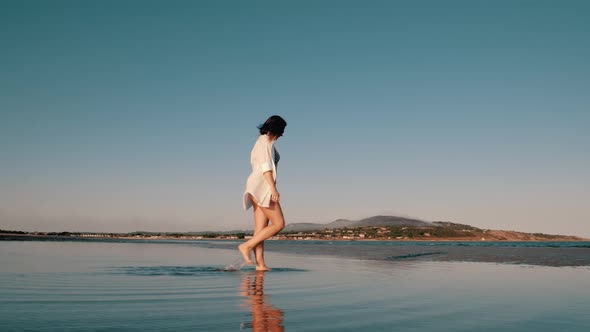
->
[1,1,589,237]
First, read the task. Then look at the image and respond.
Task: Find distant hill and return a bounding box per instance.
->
[431,221,482,231]
[325,218,356,228]
[282,216,587,241]
[353,215,433,227]
[284,215,432,232]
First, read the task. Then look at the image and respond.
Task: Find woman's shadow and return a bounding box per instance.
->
[240,271,285,331]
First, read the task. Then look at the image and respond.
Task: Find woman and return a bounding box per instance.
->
[240,115,287,271]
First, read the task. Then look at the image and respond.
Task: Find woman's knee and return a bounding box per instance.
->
[254,222,269,233]
[261,207,285,230]
[272,217,285,230]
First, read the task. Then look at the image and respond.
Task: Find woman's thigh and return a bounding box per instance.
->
[260,201,285,227]
[253,204,269,231]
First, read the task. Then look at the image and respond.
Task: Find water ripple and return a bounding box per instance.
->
[387,251,448,260]
[106,265,308,277]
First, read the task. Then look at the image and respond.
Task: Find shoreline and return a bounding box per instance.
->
[1,233,588,242]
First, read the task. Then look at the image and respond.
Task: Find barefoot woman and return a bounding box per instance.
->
[240,115,287,270]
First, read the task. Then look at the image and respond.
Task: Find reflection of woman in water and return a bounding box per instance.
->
[240,271,285,331]
[240,116,287,271]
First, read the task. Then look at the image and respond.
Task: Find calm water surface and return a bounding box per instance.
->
[1,240,589,331]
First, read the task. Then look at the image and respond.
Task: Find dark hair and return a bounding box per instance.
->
[258,115,287,137]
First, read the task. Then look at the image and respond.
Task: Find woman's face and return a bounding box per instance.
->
[269,129,284,141]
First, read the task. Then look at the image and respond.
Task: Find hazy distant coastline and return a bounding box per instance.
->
[1,215,587,242]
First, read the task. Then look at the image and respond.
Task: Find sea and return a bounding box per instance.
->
[1,238,589,331]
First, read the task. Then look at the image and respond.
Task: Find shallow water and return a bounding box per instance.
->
[195,239,590,267]
[1,240,589,331]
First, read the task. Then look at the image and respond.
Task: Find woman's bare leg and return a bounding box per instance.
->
[252,202,270,270]
[239,200,285,265]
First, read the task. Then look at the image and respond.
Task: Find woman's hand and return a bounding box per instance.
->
[271,189,280,202]
[263,171,280,202]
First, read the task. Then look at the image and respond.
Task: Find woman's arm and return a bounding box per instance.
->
[263,171,280,202]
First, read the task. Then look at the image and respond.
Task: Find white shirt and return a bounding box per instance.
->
[242,134,279,210]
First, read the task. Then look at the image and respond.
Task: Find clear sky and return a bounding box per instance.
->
[1,1,589,237]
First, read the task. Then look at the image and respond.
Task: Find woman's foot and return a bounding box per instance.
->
[238,243,254,265]
[256,265,271,271]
